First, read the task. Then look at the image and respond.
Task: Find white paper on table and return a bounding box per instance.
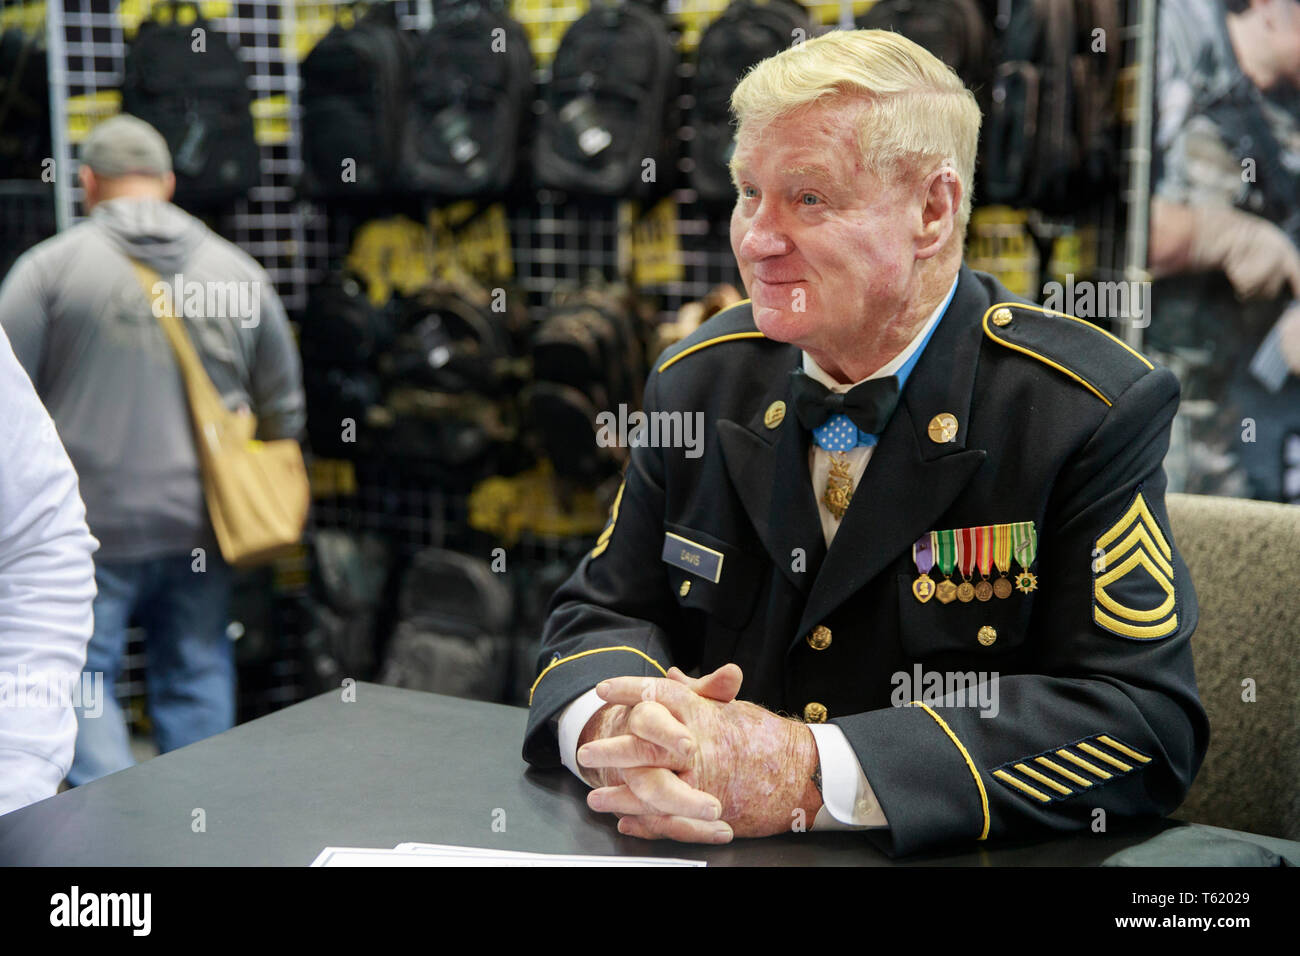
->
[310,847,451,867]
[311,843,704,867]
[394,842,704,865]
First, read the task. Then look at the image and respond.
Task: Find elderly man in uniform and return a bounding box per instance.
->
[522,30,1208,855]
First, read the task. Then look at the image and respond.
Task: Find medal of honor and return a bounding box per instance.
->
[934,529,958,604]
[992,523,1013,598]
[912,532,937,603]
[1011,521,1039,594]
[823,451,853,521]
[956,527,976,601]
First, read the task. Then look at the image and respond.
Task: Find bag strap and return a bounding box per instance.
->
[128,259,244,438]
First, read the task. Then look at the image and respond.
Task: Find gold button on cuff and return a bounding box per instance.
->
[992,307,1014,327]
[764,400,786,429]
[927,412,959,444]
[807,625,832,650]
[679,580,691,597]
[978,625,998,647]
[803,701,828,723]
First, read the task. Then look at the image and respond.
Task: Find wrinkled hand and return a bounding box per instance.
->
[576,665,821,842]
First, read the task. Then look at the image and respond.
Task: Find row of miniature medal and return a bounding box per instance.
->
[912,522,1038,604]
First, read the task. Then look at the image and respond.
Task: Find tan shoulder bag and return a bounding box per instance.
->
[131,260,309,568]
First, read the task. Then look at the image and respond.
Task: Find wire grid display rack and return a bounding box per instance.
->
[1,0,1150,722]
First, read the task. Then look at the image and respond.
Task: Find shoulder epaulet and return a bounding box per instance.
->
[656,299,769,373]
[981,302,1155,407]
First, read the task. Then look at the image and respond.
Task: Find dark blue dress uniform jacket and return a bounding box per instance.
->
[522,265,1210,857]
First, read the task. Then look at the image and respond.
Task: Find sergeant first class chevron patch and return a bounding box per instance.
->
[1092,489,1180,640]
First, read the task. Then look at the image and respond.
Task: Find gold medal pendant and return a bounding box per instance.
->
[957,578,975,602]
[1015,571,1038,593]
[993,576,1013,599]
[936,578,958,604]
[913,574,935,603]
[822,451,853,521]
[974,578,993,602]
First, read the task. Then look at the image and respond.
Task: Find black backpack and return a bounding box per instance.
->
[981,0,1119,212]
[300,270,396,371]
[295,529,393,688]
[121,1,260,209]
[534,2,679,199]
[384,282,513,395]
[691,0,812,204]
[404,1,535,199]
[379,548,514,701]
[857,0,992,108]
[299,2,410,199]
[0,27,51,181]
[527,286,645,483]
[300,271,393,460]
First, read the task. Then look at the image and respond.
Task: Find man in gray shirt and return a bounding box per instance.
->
[0,114,306,784]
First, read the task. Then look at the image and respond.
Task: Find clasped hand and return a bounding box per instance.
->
[575,664,822,843]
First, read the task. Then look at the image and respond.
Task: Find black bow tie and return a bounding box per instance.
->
[788,367,902,435]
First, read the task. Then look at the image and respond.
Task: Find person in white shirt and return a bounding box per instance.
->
[0,323,98,814]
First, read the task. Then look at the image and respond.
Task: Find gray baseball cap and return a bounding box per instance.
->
[81,114,172,177]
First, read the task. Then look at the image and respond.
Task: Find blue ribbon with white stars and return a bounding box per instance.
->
[813,413,875,451]
[809,279,959,453]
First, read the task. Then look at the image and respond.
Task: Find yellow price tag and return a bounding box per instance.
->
[309,459,358,498]
[251,95,290,146]
[511,0,591,67]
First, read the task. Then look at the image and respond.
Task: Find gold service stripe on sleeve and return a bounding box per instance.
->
[910,701,991,839]
[1035,756,1092,787]
[1078,741,1133,772]
[1096,735,1152,763]
[528,646,668,705]
[992,769,1051,803]
[1056,748,1113,780]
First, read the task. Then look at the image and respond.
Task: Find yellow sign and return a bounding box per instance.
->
[429,202,515,282]
[966,206,1039,299]
[66,91,123,145]
[629,196,684,287]
[345,217,436,306]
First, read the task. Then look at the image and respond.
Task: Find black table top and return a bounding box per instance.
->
[0,683,1179,866]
